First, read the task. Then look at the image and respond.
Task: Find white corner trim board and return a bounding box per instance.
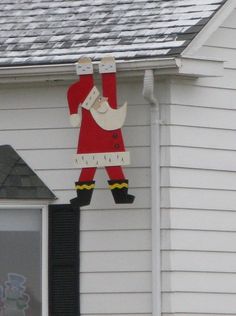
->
[182,0,236,56]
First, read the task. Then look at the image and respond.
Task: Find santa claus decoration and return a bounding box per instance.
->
[67,56,135,208]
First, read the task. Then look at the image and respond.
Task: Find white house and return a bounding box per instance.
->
[0,0,236,315]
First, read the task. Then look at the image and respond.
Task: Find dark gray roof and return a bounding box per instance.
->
[0,145,56,200]
[0,0,226,66]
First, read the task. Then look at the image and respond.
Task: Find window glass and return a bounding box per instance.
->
[0,209,42,316]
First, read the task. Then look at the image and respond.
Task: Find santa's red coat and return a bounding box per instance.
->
[67,73,126,156]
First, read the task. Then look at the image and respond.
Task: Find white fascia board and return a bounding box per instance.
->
[182,0,236,56]
[0,56,223,83]
[174,56,224,77]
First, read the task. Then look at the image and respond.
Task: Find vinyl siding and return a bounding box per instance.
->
[160,5,236,315]
[0,79,152,315]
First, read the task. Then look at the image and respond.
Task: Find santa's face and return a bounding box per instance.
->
[93,97,109,113]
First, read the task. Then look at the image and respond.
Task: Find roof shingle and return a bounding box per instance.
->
[0,145,56,200]
[0,0,227,66]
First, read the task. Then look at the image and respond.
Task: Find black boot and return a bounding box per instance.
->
[108,179,135,204]
[70,181,95,209]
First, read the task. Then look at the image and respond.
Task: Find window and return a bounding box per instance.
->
[0,206,48,316]
[0,204,79,316]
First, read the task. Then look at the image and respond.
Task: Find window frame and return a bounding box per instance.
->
[0,201,49,316]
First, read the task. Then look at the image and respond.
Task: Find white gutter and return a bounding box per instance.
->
[0,58,176,75]
[143,70,161,316]
[0,56,224,83]
[0,58,176,82]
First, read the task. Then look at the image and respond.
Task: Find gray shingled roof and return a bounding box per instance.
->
[0,145,56,200]
[0,0,226,66]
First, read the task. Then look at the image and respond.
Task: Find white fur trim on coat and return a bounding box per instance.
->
[74,151,130,168]
[70,113,81,127]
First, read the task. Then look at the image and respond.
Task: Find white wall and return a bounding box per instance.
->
[159,6,236,315]
[0,77,152,315]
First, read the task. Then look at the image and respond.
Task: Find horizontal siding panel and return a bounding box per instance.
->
[0,126,150,149]
[160,314,229,316]
[207,27,236,49]
[162,315,236,316]
[38,168,151,190]
[161,125,236,150]
[222,9,236,28]
[0,105,150,130]
[161,147,236,172]
[162,104,236,130]
[80,272,151,293]
[118,84,149,106]
[54,187,150,209]
[81,293,151,314]
[0,107,70,129]
[162,292,236,314]
[18,147,150,170]
[198,45,236,69]
[80,230,151,252]
[0,83,68,109]
[171,68,236,90]
[161,229,236,252]
[162,250,236,273]
[81,251,151,273]
[162,271,236,293]
[161,187,236,211]
[161,167,236,191]
[161,209,236,232]
[80,209,151,231]
[0,82,148,109]
[169,84,236,109]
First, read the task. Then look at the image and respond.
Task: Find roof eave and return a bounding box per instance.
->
[0,56,224,83]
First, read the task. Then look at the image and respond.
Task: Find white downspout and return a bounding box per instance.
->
[143,70,161,316]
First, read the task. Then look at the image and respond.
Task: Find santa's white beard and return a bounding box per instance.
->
[90,101,127,131]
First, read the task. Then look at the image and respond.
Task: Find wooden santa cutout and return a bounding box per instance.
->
[67,56,135,208]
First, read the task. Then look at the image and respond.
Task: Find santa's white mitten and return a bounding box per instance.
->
[99,56,116,73]
[70,113,81,127]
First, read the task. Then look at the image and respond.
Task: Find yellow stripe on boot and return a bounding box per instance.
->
[75,184,95,190]
[109,182,129,190]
